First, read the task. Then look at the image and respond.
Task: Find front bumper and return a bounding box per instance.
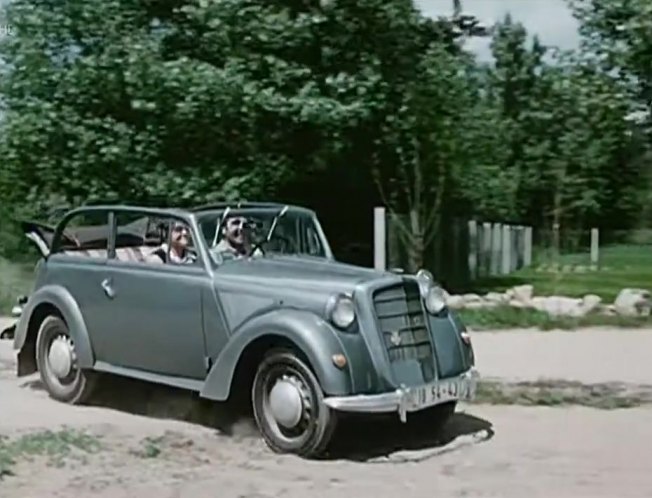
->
[323,368,479,423]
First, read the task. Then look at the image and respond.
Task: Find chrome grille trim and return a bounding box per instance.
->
[372,281,434,364]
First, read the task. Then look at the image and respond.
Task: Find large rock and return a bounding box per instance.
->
[511,285,534,304]
[537,296,586,317]
[614,288,652,317]
[462,293,483,304]
[446,294,465,309]
[530,296,548,312]
[484,292,508,305]
[581,294,602,315]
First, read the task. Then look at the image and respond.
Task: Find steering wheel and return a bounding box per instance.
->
[250,234,297,256]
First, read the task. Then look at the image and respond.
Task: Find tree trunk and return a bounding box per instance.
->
[407,207,424,272]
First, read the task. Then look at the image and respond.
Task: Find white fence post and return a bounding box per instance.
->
[374,207,386,271]
[468,220,478,279]
[482,222,492,276]
[524,226,533,267]
[511,226,520,272]
[501,224,511,274]
[491,223,502,275]
[590,228,599,268]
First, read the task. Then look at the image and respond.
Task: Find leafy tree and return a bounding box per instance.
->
[0,0,382,214]
[373,43,477,271]
[567,0,652,133]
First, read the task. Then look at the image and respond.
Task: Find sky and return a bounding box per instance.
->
[415,0,581,60]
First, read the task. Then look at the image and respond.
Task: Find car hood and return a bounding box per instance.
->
[214,254,396,294]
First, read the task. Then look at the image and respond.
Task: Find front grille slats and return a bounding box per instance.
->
[372,281,436,382]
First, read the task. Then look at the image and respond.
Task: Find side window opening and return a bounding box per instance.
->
[112,212,199,266]
[304,219,324,257]
[55,211,110,259]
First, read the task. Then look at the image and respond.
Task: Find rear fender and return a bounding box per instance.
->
[199,309,352,401]
[14,285,94,370]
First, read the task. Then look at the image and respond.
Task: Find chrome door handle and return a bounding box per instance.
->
[101,278,115,299]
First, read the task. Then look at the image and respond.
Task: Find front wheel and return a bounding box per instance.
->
[252,349,337,458]
[35,315,97,404]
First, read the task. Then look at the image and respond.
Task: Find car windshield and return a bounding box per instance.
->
[196,206,328,263]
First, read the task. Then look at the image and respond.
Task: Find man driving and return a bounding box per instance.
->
[214,215,255,257]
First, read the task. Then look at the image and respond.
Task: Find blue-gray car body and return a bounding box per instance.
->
[13,203,477,424]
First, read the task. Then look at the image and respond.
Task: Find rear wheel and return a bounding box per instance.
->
[252,349,337,458]
[35,315,97,404]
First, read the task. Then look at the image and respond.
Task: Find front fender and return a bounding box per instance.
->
[200,309,352,401]
[14,284,94,369]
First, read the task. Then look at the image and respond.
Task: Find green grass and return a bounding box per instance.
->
[0,257,35,314]
[467,244,652,302]
[0,429,103,479]
[458,305,652,330]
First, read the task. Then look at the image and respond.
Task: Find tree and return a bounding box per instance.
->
[567,0,652,133]
[0,0,381,214]
[372,44,478,272]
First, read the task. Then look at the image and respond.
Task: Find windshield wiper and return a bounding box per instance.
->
[264,205,288,243]
[211,206,231,247]
[248,205,288,257]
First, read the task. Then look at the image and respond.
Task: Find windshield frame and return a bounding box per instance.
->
[194,206,334,265]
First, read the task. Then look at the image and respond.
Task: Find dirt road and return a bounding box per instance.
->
[2,328,652,497]
[470,326,652,384]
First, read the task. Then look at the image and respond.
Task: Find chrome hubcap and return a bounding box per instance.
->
[48,335,75,378]
[268,375,308,428]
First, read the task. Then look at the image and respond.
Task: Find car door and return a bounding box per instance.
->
[89,213,210,380]
[94,261,210,380]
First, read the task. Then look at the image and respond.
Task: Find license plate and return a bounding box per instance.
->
[407,378,473,410]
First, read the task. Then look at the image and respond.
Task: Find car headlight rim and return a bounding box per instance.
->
[425,285,447,314]
[326,293,356,329]
[415,268,434,296]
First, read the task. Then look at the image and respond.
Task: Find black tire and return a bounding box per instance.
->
[252,349,337,458]
[35,315,97,404]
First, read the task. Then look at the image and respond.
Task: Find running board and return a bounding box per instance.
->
[93,361,205,392]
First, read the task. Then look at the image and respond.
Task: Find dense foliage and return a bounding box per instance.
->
[0,0,650,270]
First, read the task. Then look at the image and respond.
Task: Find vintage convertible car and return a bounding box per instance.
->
[12,202,478,457]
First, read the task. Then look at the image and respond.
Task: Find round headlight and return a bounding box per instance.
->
[415,269,434,296]
[425,285,446,314]
[326,294,356,329]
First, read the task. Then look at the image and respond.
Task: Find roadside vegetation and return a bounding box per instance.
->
[473,379,652,409]
[469,245,652,302]
[458,306,652,331]
[0,257,35,314]
[0,429,102,480]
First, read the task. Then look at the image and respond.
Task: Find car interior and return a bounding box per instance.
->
[39,216,196,264]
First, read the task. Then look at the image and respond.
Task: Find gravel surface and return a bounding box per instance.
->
[1,324,652,497]
[470,326,652,385]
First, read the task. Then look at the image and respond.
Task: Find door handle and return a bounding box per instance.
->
[101,278,115,299]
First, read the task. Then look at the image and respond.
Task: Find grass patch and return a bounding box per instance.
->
[129,431,194,459]
[465,244,652,302]
[0,428,102,479]
[459,305,652,330]
[473,379,652,409]
[0,257,35,314]
[133,436,164,459]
